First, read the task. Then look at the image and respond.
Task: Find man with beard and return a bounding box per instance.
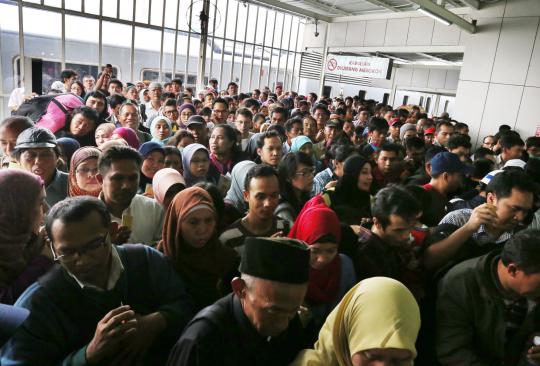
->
[97,146,163,245]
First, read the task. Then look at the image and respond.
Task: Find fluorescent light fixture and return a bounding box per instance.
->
[417,7,452,26]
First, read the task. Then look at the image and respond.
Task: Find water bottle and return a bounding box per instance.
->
[528,335,540,366]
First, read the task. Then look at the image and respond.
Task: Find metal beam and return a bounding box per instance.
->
[417,52,459,65]
[460,0,480,9]
[408,0,476,33]
[363,0,399,13]
[298,0,349,16]
[249,0,332,22]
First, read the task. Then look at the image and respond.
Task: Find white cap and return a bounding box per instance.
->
[480,170,504,186]
[503,159,526,169]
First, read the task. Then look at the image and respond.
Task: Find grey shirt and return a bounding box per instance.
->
[46,169,68,207]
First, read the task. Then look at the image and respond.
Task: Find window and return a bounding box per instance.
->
[425,97,432,112]
[419,96,424,107]
[402,95,409,105]
[444,100,449,113]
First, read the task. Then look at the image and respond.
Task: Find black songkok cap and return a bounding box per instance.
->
[239,237,310,284]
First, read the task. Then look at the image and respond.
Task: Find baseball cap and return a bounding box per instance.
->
[390,117,402,127]
[186,115,206,128]
[503,159,526,170]
[0,304,30,346]
[13,127,57,152]
[148,82,162,91]
[430,151,474,176]
[138,141,165,158]
[480,169,504,186]
[424,127,436,135]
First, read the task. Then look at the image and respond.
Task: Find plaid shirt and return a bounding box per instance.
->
[439,208,513,245]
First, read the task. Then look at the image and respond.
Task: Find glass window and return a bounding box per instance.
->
[102,1,118,18]
[23,8,62,94]
[0,2,20,115]
[84,0,100,15]
[150,0,164,26]
[234,3,248,43]
[134,27,161,81]
[264,10,275,48]
[255,7,267,45]
[178,0,192,32]
[273,13,284,49]
[135,0,149,23]
[119,0,134,21]
[102,21,132,81]
[175,31,189,80]
[212,0,226,38]
[65,15,99,78]
[162,29,176,79]
[65,0,82,12]
[164,0,178,29]
[44,0,62,7]
[225,1,238,40]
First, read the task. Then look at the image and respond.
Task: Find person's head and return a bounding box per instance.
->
[270,107,288,125]
[168,129,195,151]
[0,116,33,158]
[150,116,172,142]
[96,146,142,208]
[234,108,253,136]
[181,143,210,185]
[312,104,330,128]
[171,78,183,94]
[162,99,179,123]
[302,116,317,141]
[525,136,540,159]
[482,135,496,150]
[212,98,229,124]
[117,102,141,131]
[69,147,101,196]
[300,277,419,366]
[435,121,454,147]
[124,85,138,102]
[430,151,472,192]
[500,133,525,160]
[284,118,303,144]
[162,145,182,173]
[45,197,113,287]
[473,147,496,163]
[447,134,472,163]
[13,127,61,184]
[372,186,420,247]
[367,117,389,147]
[70,80,85,98]
[138,142,165,179]
[376,143,401,176]
[454,122,469,135]
[243,164,280,221]
[148,82,163,101]
[278,152,314,199]
[485,170,536,232]
[257,131,283,167]
[108,79,123,96]
[70,106,99,137]
[400,123,417,142]
[227,82,238,96]
[61,69,78,89]
[289,204,341,271]
[0,169,46,241]
[500,229,540,300]
[209,124,237,157]
[233,237,310,337]
[82,75,95,91]
[84,91,108,119]
[152,167,185,208]
[338,154,373,195]
[423,127,436,146]
[404,136,425,165]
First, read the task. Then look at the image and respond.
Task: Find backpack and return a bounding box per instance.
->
[14,93,84,133]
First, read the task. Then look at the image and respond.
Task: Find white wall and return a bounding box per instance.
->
[453,0,540,144]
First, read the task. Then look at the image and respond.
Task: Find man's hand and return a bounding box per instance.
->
[86,306,137,365]
[111,223,131,245]
[528,345,540,363]
[464,203,498,233]
[111,312,166,366]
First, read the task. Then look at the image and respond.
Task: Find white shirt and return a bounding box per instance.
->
[8,87,25,111]
[108,194,164,246]
[144,101,161,127]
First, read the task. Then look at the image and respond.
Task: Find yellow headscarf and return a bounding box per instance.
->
[291,277,420,366]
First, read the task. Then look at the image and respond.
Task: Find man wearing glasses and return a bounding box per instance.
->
[211,98,229,126]
[1,196,192,365]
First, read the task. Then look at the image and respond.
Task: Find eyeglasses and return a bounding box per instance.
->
[50,232,109,263]
[76,167,99,176]
[295,168,315,177]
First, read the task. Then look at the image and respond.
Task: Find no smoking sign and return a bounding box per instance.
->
[327,58,338,71]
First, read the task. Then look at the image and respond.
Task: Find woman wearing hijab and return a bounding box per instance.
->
[224,160,257,216]
[111,127,140,149]
[68,147,102,197]
[291,277,420,366]
[0,170,53,304]
[138,142,165,195]
[158,187,238,311]
[178,104,196,130]
[288,204,356,343]
[94,123,116,149]
[181,143,213,187]
[56,137,81,172]
[149,115,173,145]
[152,168,186,209]
[291,135,322,172]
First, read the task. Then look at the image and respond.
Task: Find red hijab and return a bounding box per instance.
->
[288,203,342,305]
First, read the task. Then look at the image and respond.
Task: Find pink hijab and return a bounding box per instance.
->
[152,168,186,206]
[113,127,141,149]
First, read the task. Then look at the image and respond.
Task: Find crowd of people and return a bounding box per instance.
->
[0,65,540,366]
